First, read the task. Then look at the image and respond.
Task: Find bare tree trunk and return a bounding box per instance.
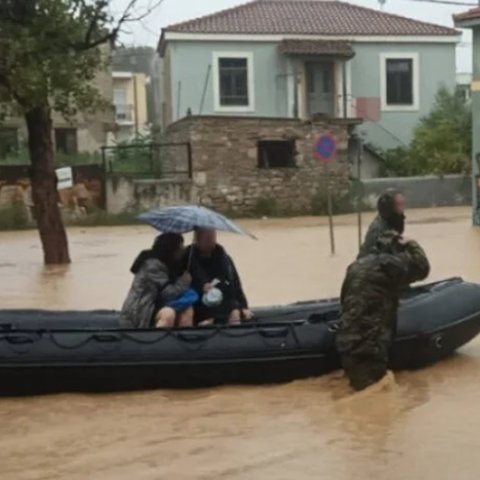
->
[25,105,70,265]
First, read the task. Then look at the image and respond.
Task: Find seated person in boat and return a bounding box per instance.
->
[336,230,430,391]
[120,233,198,329]
[186,228,252,325]
[358,189,406,259]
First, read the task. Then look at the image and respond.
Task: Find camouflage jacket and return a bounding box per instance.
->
[357,215,390,259]
[337,239,430,357]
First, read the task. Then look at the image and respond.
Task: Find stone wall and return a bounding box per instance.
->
[162,116,357,215]
[106,176,194,214]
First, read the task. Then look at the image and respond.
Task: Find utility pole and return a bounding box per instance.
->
[133,74,139,135]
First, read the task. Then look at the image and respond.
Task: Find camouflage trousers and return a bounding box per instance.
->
[336,311,394,391]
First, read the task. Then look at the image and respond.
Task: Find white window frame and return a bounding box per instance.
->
[380,52,419,112]
[212,52,255,113]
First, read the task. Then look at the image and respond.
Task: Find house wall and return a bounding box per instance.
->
[163,39,456,153]
[167,41,290,120]
[161,115,355,215]
[351,42,457,150]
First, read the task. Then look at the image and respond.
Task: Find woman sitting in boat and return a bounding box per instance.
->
[120,233,198,329]
[186,228,252,326]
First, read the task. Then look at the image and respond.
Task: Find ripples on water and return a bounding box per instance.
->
[0,207,480,480]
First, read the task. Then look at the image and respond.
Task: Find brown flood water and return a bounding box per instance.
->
[1,206,480,480]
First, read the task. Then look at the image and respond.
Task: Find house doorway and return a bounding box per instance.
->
[305,61,335,117]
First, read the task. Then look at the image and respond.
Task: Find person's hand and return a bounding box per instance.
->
[242,309,254,320]
[228,309,241,325]
[180,272,192,284]
[203,283,212,293]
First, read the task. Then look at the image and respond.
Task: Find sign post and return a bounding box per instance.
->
[314,133,336,255]
[55,167,73,190]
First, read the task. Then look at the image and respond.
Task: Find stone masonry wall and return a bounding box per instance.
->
[163,116,355,215]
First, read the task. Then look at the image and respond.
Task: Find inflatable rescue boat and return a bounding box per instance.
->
[0,277,479,395]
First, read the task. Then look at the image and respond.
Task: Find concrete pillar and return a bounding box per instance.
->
[472,28,480,224]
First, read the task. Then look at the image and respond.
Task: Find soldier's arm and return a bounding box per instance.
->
[378,241,429,287]
[403,240,430,283]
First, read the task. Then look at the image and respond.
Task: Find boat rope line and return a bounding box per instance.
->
[0,325,303,353]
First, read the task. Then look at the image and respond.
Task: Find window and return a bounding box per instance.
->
[0,127,18,158]
[380,53,419,111]
[219,58,248,106]
[257,140,296,169]
[213,52,255,112]
[113,88,127,105]
[55,128,78,154]
[386,59,413,105]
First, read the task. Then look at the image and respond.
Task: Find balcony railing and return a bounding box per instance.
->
[115,104,134,123]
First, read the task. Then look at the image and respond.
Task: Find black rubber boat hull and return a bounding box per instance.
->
[0,278,479,395]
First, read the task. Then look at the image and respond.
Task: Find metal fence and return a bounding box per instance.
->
[101,142,192,178]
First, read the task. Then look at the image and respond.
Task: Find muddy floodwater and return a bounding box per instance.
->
[1,207,480,480]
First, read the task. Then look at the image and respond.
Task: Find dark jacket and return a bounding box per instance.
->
[120,258,190,328]
[186,245,248,318]
[336,232,430,388]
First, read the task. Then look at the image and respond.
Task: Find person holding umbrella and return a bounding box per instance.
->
[137,205,255,326]
[187,228,253,326]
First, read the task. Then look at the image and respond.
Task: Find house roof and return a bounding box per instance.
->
[453,7,480,25]
[163,0,459,37]
[279,39,354,57]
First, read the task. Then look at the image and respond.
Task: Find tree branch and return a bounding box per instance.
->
[72,0,165,51]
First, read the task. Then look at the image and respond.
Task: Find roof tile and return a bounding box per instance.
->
[279,39,354,57]
[164,0,458,37]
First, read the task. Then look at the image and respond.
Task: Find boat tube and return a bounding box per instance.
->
[0,277,479,395]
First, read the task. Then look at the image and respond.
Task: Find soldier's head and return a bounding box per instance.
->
[377,189,406,234]
[374,230,403,255]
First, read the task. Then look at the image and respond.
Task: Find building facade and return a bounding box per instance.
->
[158,0,459,153]
[0,62,114,157]
[112,71,149,143]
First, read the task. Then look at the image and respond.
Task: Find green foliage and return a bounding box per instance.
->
[0,0,117,116]
[253,197,281,217]
[108,130,160,176]
[0,142,102,167]
[310,189,355,216]
[379,87,471,177]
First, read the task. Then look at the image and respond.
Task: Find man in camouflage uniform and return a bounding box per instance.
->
[358,189,406,259]
[336,230,430,391]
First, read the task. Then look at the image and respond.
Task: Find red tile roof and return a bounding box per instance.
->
[164,0,458,37]
[279,39,354,57]
[453,7,480,23]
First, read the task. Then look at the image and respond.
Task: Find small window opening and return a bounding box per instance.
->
[257,140,295,169]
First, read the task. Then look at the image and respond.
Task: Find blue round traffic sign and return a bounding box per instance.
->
[314,133,337,162]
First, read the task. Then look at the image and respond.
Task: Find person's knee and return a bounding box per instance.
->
[228,309,241,325]
[178,307,194,327]
[155,307,176,328]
